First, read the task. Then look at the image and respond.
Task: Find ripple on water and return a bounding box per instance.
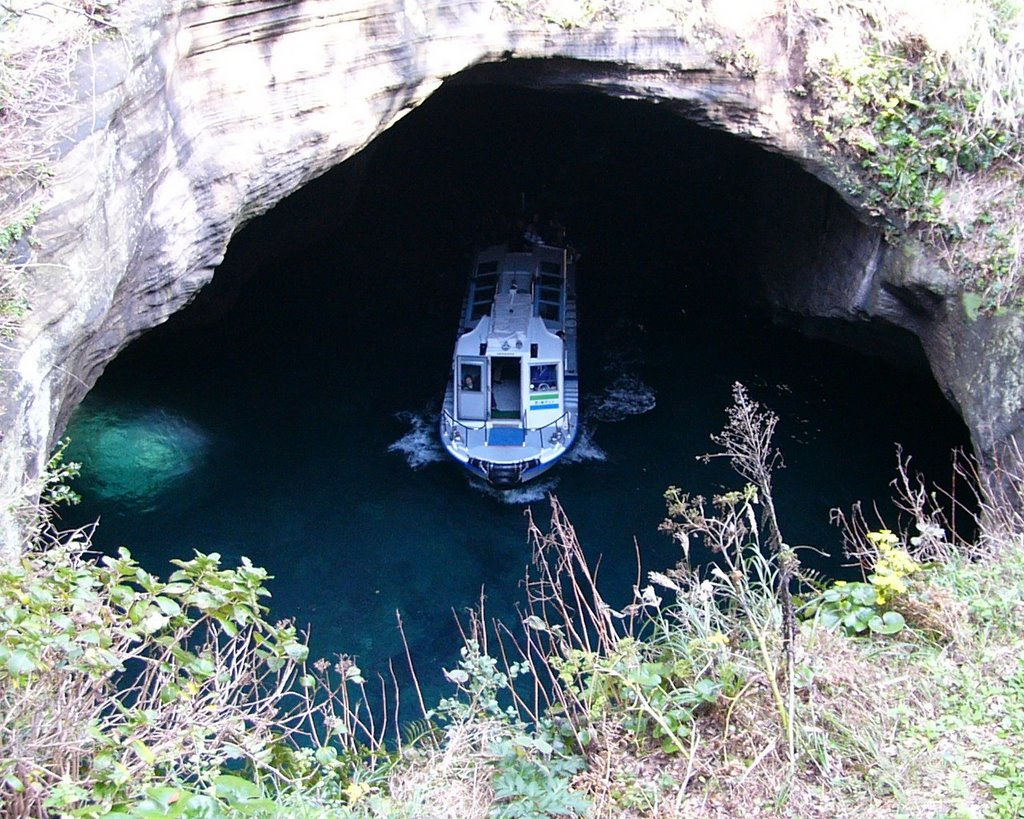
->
[65,400,211,513]
[589,374,657,423]
[470,476,560,505]
[563,424,607,463]
[388,409,446,470]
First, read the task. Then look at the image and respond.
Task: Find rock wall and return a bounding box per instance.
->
[1,0,1019,554]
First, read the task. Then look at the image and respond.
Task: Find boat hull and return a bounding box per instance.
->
[441,241,579,487]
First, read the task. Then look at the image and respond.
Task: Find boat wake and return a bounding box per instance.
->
[388,410,446,470]
[589,374,657,423]
[471,476,559,505]
[563,424,607,462]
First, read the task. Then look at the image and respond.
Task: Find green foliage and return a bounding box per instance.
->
[101,775,279,818]
[41,436,82,510]
[961,218,1023,312]
[813,48,1011,225]
[489,733,588,818]
[433,637,590,818]
[550,637,720,754]
[802,529,923,636]
[0,203,40,258]
[434,638,528,723]
[0,538,309,816]
[0,293,27,322]
[900,648,1024,819]
[803,580,906,635]
[807,26,1024,310]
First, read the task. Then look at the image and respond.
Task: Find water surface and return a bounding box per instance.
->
[62,85,970,711]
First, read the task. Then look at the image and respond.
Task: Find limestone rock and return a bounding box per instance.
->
[0,0,1019,553]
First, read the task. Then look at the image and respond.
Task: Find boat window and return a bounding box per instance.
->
[538,302,560,321]
[460,363,482,391]
[469,270,499,321]
[529,364,557,392]
[540,261,562,277]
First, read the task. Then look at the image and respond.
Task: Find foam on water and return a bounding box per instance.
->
[563,424,607,462]
[589,374,657,423]
[65,400,211,512]
[388,410,446,469]
[471,475,559,505]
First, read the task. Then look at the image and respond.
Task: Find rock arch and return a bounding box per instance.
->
[2,0,1015,552]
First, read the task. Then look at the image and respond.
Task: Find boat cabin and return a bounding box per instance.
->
[453,246,569,438]
[441,241,578,486]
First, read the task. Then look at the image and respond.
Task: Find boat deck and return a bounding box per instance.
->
[442,241,579,485]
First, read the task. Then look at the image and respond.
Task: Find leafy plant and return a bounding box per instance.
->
[0,203,40,258]
[432,631,590,818]
[802,579,906,635]
[806,24,1024,308]
[549,637,720,754]
[489,732,589,818]
[40,436,81,509]
[802,529,923,636]
[0,536,320,816]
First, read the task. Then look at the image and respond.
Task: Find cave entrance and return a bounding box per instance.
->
[61,80,972,710]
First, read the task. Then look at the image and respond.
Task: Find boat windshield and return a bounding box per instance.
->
[529,363,557,392]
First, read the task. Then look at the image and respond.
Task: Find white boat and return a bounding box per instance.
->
[441,241,579,487]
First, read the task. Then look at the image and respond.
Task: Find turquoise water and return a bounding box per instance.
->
[61,85,970,712]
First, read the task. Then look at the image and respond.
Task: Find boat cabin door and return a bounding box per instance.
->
[457,359,487,421]
[489,356,522,419]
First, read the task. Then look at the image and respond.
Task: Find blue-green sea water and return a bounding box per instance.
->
[60,85,970,713]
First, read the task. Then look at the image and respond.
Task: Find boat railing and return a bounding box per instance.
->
[443,408,574,452]
[525,410,574,450]
[441,409,486,449]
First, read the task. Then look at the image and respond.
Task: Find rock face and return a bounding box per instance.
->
[1,0,1020,553]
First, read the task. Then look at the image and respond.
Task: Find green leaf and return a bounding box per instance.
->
[7,650,35,676]
[694,677,721,701]
[850,584,879,605]
[140,785,189,812]
[190,591,216,610]
[132,738,156,766]
[231,798,278,815]
[868,611,906,635]
[445,668,469,685]
[314,746,338,767]
[820,609,841,629]
[525,615,548,631]
[154,596,181,617]
[283,641,308,662]
[141,611,169,634]
[213,774,261,802]
[78,628,102,645]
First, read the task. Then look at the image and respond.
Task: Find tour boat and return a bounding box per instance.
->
[440,241,578,487]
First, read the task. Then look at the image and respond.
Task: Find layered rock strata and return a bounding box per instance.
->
[2,0,1018,554]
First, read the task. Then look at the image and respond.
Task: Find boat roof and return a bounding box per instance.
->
[461,244,570,333]
[489,288,533,339]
